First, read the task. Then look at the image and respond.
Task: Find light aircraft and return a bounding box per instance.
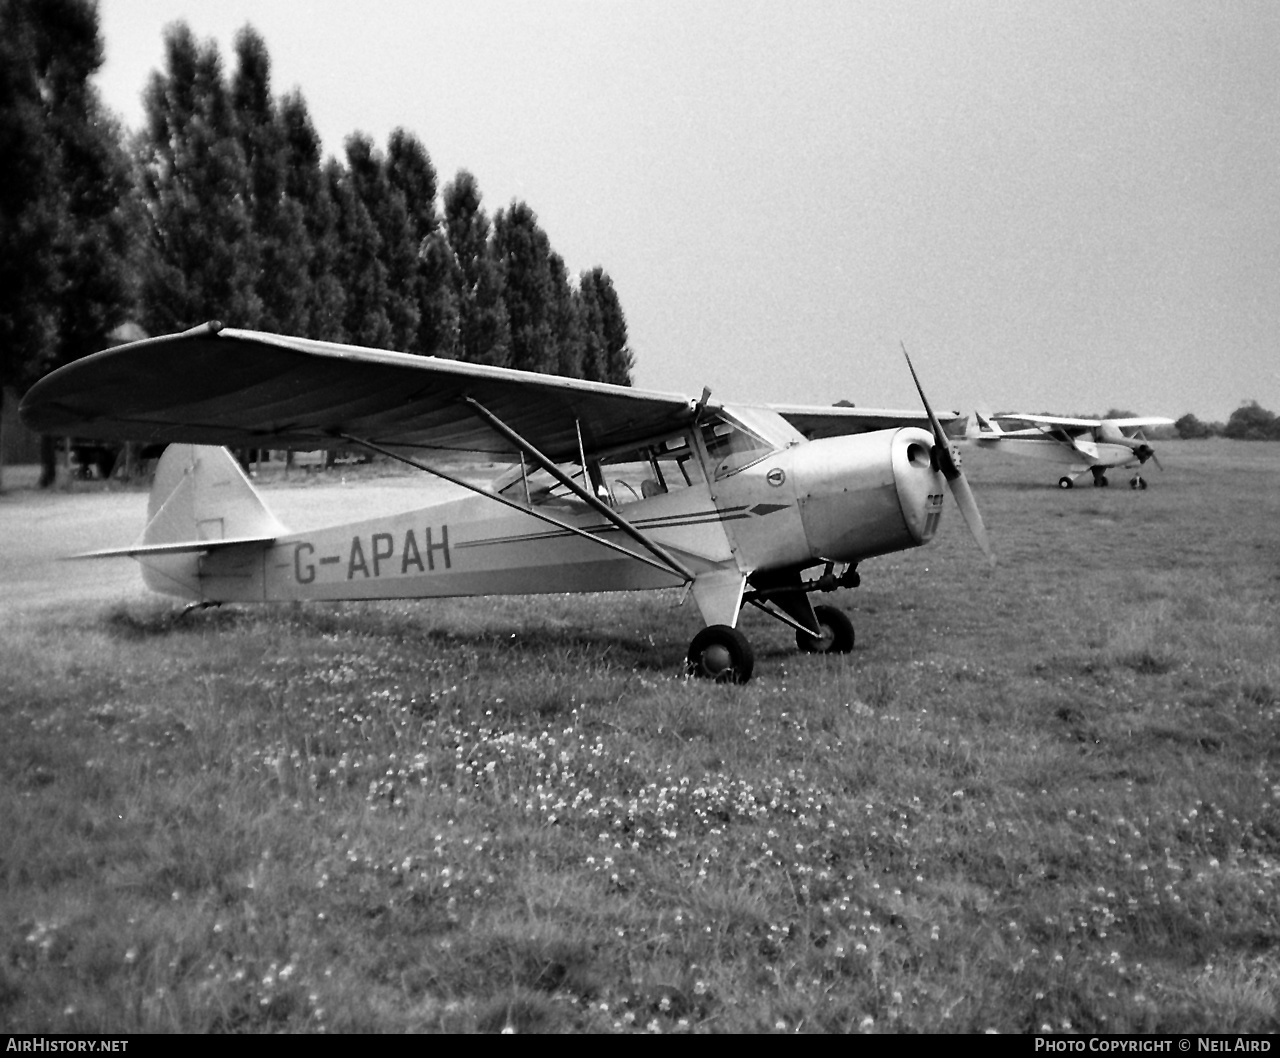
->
[20,322,993,683]
[963,411,1175,490]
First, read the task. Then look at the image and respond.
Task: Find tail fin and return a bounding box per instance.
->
[972,411,1003,441]
[142,444,286,548]
[75,445,286,599]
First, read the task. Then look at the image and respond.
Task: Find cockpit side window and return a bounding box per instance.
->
[493,462,593,508]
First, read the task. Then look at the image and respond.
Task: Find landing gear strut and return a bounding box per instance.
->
[686,562,864,682]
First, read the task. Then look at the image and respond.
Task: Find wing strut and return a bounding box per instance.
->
[338,433,690,582]
[461,396,698,583]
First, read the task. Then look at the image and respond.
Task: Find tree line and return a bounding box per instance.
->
[1174,404,1280,441]
[1,1,634,416]
[1098,407,1280,441]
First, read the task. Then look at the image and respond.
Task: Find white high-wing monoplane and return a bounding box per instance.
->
[964,411,1175,490]
[20,323,993,683]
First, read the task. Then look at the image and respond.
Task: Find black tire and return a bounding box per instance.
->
[1093,475,1109,488]
[797,604,855,654]
[686,624,754,683]
[1058,476,1073,490]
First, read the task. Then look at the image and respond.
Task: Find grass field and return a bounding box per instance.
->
[1,441,1278,1033]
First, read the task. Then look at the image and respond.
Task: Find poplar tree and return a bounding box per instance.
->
[231,26,310,335]
[442,171,510,367]
[387,128,457,358]
[593,268,633,386]
[0,0,135,488]
[326,154,390,347]
[346,133,418,350]
[137,22,260,332]
[493,201,557,374]
[548,252,585,378]
[0,0,133,389]
[279,90,345,341]
[575,268,608,383]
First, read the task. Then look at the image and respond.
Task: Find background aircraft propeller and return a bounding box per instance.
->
[1132,431,1162,470]
[902,345,997,568]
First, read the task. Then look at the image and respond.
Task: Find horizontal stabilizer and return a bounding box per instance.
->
[78,444,289,598]
[69,535,277,560]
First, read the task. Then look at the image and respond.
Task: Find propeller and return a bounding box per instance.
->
[902,344,996,568]
[1133,430,1162,470]
[1114,433,1162,470]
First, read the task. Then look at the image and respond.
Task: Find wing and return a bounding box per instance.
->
[993,413,1100,431]
[769,404,960,441]
[19,323,696,463]
[1099,417,1176,429]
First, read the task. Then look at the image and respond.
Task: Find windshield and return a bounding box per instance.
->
[700,407,796,480]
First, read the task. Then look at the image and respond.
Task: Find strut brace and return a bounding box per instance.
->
[461,396,697,583]
[337,433,687,582]
[745,597,818,635]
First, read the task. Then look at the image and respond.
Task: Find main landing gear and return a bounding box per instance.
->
[1057,467,1113,488]
[685,565,858,684]
[797,604,855,655]
[1059,472,1149,490]
[686,625,755,683]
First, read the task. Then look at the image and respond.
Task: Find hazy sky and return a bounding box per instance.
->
[94,0,1280,422]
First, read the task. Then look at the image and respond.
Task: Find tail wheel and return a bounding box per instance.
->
[797,604,855,655]
[687,625,755,683]
[1058,476,1073,489]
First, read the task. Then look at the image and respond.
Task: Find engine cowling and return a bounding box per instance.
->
[788,427,946,564]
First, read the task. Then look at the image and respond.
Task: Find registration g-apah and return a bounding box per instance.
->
[20,323,994,683]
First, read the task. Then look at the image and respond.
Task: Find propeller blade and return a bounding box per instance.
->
[1135,429,1163,471]
[948,469,997,568]
[901,344,957,478]
[902,344,996,568]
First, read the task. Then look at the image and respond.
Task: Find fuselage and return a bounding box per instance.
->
[140,412,949,615]
[973,432,1145,470]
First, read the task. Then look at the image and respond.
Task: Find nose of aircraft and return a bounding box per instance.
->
[789,427,946,564]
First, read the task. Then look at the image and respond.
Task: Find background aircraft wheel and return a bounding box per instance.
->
[1058,476,1073,489]
[1130,476,1147,490]
[797,604,855,655]
[687,625,754,683]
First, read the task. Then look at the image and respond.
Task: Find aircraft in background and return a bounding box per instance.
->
[20,322,993,684]
[963,411,1175,489]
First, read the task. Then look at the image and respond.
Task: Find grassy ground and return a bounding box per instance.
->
[1,441,1278,1033]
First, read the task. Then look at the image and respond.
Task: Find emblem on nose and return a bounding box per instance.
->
[766,467,786,487]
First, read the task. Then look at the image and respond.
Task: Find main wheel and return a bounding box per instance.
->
[797,604,855,655]
[687,625,754,683]
[1093,474,1109,488]
[1058,476,1073,489]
